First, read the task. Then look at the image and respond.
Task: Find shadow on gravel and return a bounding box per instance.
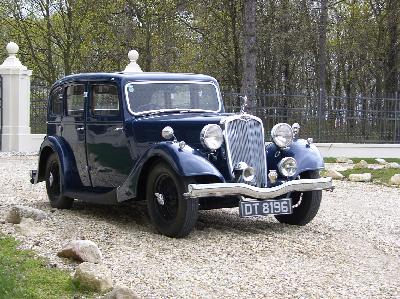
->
[34,199,300,237]
[197,210,301,236]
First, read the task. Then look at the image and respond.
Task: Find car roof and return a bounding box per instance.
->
[52,72,219,88]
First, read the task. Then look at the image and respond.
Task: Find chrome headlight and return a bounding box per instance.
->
[200,124,223,150]
[271,123,294,148]
[278,157,298,177]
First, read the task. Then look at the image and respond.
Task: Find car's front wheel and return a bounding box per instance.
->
[274,170,322,225]
[146,162,199,238]
[45,153,74,209]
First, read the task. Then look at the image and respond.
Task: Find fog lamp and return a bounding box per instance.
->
[278,157,298,177]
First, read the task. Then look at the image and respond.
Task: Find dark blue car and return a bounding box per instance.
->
[31,72,333,237]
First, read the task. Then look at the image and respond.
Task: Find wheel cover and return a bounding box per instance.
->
[153,174,179,222]
[48,161,61,199]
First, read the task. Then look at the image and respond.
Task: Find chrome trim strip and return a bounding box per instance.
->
[124,80,223,116]
[221,114,267,186]
[184,177,333,200]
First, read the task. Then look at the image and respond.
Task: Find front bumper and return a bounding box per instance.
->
[184,177,333,200]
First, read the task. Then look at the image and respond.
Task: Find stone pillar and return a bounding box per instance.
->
[0,42,33,151]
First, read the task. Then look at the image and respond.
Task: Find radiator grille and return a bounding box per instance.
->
[223,115,267,187]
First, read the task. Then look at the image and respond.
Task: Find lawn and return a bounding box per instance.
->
[324,157,400,164]
[0,235,95,299]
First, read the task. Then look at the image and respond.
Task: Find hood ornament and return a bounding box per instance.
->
[239,95,248,114]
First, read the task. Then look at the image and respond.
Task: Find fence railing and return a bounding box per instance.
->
[222,91,400,144]
[30,82,48,134]
[28,83,400,143]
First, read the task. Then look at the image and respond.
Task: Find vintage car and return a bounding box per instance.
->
[30,71,333,237]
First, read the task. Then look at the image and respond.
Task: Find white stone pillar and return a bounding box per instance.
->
[0,42,33,151]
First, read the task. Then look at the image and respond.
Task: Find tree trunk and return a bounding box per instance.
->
[241,0,257,108]
[317,0,328,106]
[384,0,398,97]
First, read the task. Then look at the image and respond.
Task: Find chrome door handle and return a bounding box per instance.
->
[114,127,123,131]
[76,127,85,131]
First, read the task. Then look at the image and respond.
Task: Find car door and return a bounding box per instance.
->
[86,82,131,189]
[62,83,91,187]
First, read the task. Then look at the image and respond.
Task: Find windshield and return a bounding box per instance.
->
[125,81,221,114]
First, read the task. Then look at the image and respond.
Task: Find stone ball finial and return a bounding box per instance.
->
[124,49,142,72]
[128,50,139,63]
[6,42,19,56]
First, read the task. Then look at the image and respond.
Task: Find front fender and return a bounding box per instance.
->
[36,136,81,192]
[117,142,225,202]
[266,139,324,177]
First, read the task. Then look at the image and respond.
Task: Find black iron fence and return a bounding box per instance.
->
[30,82,48,134]
[28,83,400,143]
[222,91,400,144]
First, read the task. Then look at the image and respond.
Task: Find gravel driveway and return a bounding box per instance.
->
[0,155,399,298]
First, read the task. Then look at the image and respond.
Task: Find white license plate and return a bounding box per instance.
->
[239,199,293,217]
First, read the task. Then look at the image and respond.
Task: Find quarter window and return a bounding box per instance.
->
[66,85,85,117]
[49,87,63,116]
[91,84,119,116]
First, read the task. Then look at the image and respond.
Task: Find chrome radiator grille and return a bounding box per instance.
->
[222,115,267,187]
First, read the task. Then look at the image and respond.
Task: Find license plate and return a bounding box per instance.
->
[239,199,293,218]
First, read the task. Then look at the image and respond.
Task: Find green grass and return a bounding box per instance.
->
[324,157,400,164]
[339,168,399,185]
[0,235,96,299]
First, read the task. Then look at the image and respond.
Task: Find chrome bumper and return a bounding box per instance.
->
[184,177,333,200]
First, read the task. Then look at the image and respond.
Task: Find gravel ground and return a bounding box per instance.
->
[0,155,399,298]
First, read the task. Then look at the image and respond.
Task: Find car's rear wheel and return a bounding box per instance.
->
[146,162,198,238]
[45,153,74,209]
[274,170,322,225]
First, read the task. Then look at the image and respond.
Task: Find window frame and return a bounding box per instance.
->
[89,83,121,120]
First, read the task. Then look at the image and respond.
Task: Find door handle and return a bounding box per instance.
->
[114,127,123,131]
[57,124,63,132]
[76,127,85,131]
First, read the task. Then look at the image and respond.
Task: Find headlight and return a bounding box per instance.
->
[278,157,298,177]
[200,124,223,150]
[271,123,293,148]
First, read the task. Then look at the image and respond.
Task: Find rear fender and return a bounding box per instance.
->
[117,142,224,202]
[35,136,82,192]
[266,139,324,177]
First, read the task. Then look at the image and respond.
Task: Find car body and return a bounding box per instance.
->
[31,72,333,237]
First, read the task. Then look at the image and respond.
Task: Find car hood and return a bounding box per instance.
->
[127,112,232,148]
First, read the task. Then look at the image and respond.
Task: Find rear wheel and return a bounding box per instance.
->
[45,153,74,209]
[146,162,198,238]
[275,170,322,225]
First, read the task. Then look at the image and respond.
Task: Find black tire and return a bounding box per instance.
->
[146,162,199,238]
[45,153,74,209]
[275,170,322,225]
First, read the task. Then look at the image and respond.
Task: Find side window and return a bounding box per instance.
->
[66,85,85,117]
[49,87,63,116]
[91,84,120,117]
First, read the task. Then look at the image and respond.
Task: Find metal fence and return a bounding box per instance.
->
[222,91,400,144]
[28,83,400,143]
[30,82,48,134]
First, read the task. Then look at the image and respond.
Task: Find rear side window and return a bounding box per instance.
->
[91,84,119,116]
[49,87,63,116]
[66,85,85,117]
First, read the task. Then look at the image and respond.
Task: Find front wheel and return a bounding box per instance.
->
[45,153,74,209]
[275,170,322,225]
[146,162,199,238]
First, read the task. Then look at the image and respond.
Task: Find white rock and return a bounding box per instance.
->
[390,174,400,185]
[325,169,344,180]
[14,218,41,236]
[103,285,139,299]
[375,158,387,165]
[354,160,368,169]
[349,173,372,182]
[384,162,400,169]
[74,262,113,292]
[336,157,349,163]
[57,240,102,263]
[6,205,48,224]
